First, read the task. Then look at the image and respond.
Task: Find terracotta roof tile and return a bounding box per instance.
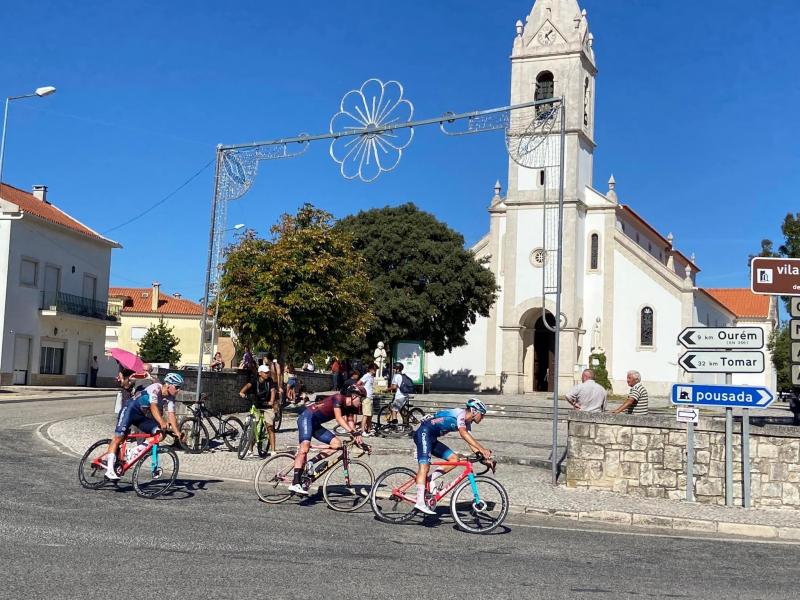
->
[0,183,119,246]
[702,288,771,319]
[109,287,203,316]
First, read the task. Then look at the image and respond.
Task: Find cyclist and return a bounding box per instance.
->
[288,383,366,495]
[103,372,185,480]
[411,398,492,515]
[239,364,278,456]
[389,362,410,424]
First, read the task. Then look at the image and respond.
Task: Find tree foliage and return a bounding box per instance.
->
[217,204,374,361]
[138,317,182,366]
[336,203,498,356]
[768,325,791,391]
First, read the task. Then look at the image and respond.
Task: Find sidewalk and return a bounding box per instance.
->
[44,408,800,541]
[0,386,115,403]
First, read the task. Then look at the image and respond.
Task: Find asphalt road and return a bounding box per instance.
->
[1,395,798,600]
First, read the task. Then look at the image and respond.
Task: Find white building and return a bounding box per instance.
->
[428,0,778,395]
[0,183,120,386]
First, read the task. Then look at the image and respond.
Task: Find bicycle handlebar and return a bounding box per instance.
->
[469,452,497,474]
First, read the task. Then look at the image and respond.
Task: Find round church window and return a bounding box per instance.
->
[530,248,546,268]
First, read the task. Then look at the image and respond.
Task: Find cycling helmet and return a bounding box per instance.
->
[163,373,184,388]
[466,398,487,415]
[345,383,367,398]
[393,362,404,371]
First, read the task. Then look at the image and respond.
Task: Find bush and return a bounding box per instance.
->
[589,352,612,390]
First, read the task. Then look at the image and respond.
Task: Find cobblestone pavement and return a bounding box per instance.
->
[46,407,800,540]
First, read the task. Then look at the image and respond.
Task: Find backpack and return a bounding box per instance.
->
[399,373,415,395]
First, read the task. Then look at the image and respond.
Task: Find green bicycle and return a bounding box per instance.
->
[238,403,271,459]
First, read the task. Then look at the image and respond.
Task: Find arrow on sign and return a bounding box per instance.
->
[681,354,697,370]
[681,330,695,346]
[676,407,699,424]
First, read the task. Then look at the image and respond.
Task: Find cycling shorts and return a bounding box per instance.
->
[414,421,454,465]
[297,412,335,445]
[114,404,159,437]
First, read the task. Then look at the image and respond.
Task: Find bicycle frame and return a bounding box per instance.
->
[92,431,164,476]
[391,459,480,506]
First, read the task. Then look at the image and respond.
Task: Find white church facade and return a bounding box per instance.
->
[428,0,778,396]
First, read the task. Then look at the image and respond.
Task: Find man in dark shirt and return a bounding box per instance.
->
[239,365,278,455]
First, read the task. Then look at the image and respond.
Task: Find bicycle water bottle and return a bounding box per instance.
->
[125,444,137,462]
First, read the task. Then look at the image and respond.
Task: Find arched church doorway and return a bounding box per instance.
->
[533,312,556,392]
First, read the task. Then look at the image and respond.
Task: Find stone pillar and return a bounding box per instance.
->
[500,326,525,394]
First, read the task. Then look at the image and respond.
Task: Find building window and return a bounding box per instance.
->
[535,71,554,115]
[589,234,599,270]
[640,307,654,347]
[530,248,546,268]
[40,345,64,375]
[20,258,38,287]
[131,327,147,341]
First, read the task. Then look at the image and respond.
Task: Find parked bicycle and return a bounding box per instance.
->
[370,453,508,533]
[78,430,179,498]
[375,395,425,435]
[254,434,374,512]
[178,394,245,453]
[238,403,271,459]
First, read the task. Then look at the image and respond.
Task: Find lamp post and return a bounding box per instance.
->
[0,86,57,189]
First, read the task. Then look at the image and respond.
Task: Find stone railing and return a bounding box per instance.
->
[567,411,800,510]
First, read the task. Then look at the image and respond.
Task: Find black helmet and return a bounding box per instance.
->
[393,362,404,371]
[345,383,367,398]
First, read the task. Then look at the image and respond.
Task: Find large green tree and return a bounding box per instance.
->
[336,203,498,356]
[217,204,374,362]
[138,317,182,365]
[754,212,800,388]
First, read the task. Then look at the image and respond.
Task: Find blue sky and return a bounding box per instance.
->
[1,0,797,301]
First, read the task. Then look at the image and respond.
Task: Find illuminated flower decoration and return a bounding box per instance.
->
[329,79,414,182]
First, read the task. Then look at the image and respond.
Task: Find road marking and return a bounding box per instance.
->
[507,518,800,546]
[16,421,46,428]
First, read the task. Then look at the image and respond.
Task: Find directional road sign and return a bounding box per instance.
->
[792,320,800,341]
[792,342,800,363]
[751,257,800,295]
[678,327,763,350]
[676,406,699,424]
[671,384,774,409]
[678,351,765,373]
[792,298,800,318]
[793,365,800,387]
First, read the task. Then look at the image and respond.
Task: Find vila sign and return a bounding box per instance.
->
[678,327,763,350]
[672,384,774,409]
[678,351,764,373]
[751,257,800,295]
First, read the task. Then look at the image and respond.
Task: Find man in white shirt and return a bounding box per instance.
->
[359,363,377,436]
[565,369,607,412]
[389,362,410,423]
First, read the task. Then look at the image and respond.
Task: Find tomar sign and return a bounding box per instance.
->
[751,257,800,295]
[678,327,763,350]
[678,351,765,373]
[672,384,774,409]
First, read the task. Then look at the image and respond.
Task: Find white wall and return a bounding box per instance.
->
[514,208,546,307]
[426,314,488,387]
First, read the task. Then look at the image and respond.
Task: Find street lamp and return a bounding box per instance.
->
[0,86,57,190]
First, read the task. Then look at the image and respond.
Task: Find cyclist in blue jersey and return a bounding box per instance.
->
[288,383,366,495]
[103,373,185,480]
[412,398,492,514]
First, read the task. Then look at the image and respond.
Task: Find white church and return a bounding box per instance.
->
[428,0,778,396]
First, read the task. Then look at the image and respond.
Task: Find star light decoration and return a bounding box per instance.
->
[329,79,414,182]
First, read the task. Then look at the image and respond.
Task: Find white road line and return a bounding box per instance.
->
[17,421,46,428]
[507,518,800,546]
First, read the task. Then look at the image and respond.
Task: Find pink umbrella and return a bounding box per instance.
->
[107,348,146,374]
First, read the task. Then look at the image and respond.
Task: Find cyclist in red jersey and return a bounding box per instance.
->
[288,384,366,495]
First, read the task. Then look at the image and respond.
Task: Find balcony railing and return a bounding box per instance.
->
[40,291,120,322]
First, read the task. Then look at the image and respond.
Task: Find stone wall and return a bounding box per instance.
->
[567,411,800,509]
[172,368,334,414]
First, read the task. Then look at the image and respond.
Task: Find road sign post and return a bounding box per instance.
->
[676,406,698,502]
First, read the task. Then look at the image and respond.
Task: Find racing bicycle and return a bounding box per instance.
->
[178,394,245,453]
[254,434,374,512]
[370,453,508,534]
[78,430,179,498]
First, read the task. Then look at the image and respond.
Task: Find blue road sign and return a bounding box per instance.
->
[671,384,774,409]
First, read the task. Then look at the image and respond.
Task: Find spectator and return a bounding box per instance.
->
[342,367,361,393]
[330,356,341,391]
[302,357,315,372]
[90,355,99,387]
[210,352,225,372]
[239,346,256,371]
[113,368,136,415]
[267,353,283,406]
[359,363,377,436]
[612,370,649,415]
[565,369,606,412]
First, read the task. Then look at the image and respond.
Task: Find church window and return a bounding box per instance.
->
[539,170,545,186]
[583,77,590,126]
[530,248,546,268]
[640,307,654,347]
[589,234,599,270]
[535,71,555,115]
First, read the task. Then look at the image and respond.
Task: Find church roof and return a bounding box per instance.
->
[619,204,699,271]
[702,288,771,319]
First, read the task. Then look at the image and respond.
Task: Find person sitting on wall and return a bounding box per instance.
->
[611,370,649,415]
[565,369,607,412]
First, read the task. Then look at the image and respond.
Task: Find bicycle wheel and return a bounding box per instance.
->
[238,419,254,460]
[221,416,245,452]
[376,405,393,427]
[132,447,179,498]
[322,459,374,512]
[408,407,425,426]
[178,417,210,453]
[256,422,270,457]
[254,452,296,504]
[450,475,509,534]
[78,438,112,490]
[370,467,418,524]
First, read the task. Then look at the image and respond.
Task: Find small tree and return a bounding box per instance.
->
[768,325,791,391]
[138,317,182,366]
[589,352,612,390]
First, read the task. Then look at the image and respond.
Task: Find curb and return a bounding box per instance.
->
[517,506,800,542]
